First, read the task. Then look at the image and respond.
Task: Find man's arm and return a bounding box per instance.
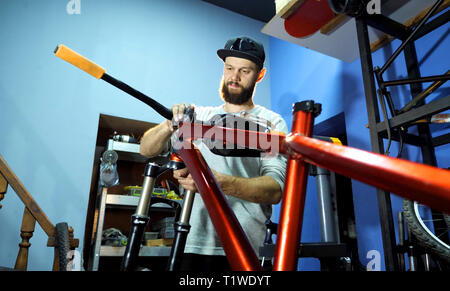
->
[140,119,173,157]
[174,169,282,205]
[140,103,193,157]
[215,171,282,205]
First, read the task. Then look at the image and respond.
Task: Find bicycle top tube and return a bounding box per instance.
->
[174,122,450,214]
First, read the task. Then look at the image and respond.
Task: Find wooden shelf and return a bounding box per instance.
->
[106,194,181,209]
[100,245,171,257]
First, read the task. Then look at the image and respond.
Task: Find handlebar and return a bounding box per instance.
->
[54,44,173,120]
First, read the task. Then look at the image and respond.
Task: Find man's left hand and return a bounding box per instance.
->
[173,168,198,192]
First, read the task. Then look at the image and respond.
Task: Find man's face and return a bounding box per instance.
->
[220,56,260,105]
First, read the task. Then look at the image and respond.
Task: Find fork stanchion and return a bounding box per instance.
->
[273,100,321,271]
[166,189,195,271]
[120,163,159,271]
[164,153,197,271]
[120,153,188,271]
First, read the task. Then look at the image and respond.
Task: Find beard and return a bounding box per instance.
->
[220,77,257,105]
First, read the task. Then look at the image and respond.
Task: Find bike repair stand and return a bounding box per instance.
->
[312,166,339,243]
[120,153,186,271]
[260,165,340,269]
[261,162,350,271]
[310,164,348,271]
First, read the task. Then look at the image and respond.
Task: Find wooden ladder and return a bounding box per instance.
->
[0,153,79,271]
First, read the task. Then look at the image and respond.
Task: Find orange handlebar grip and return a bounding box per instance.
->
[54,44,106,79]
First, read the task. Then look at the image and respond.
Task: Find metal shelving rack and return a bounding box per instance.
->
[90,189,176,271]
[353,0,449,271]
[88,139,180,271]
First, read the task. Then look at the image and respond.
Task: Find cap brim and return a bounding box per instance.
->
[217,49,263,68]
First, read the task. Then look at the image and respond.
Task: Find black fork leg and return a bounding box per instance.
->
[120,163,160,271]
[167,189,195,271]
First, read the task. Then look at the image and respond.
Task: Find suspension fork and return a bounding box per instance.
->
[120,162,160,271]
[166,153,196,271]
[166,189,195,271]
[121,153,185,271]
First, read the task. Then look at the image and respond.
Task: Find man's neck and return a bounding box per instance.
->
[223,101,255,113]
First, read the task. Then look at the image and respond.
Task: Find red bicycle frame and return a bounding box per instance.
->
[173,101,450,271]
[53,46,450,271]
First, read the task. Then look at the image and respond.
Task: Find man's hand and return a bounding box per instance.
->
[173,168,198,192]
[171,103,195,125]
[173,168,281,204]
[140,102,195,157]
[173,168,223,193]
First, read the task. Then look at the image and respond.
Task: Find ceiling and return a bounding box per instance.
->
[202,0,276,23]
[201,0,413,23]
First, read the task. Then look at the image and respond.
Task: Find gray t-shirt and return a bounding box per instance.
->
[168,104,288,257]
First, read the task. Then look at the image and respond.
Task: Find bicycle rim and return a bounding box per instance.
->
[403,199,450,262]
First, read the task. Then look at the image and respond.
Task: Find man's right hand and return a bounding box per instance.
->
[140,103,194,157]
[168,103,195,131]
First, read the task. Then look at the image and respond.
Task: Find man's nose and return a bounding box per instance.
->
[230,70,240,82]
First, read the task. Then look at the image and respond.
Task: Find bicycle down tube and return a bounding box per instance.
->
[176,143,262,271]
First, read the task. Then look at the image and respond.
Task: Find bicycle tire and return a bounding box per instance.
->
[55,222,72,271]
[402,199,450,262]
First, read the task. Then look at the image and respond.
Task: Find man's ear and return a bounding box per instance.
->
[256,67,266,83]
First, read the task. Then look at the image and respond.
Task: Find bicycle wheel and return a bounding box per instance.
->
[402,199,450,262]
[55,222,73,271]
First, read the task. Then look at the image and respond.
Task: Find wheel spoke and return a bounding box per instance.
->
[402,200,450,263]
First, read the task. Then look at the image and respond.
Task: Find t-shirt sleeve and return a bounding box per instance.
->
[259,114,288,191]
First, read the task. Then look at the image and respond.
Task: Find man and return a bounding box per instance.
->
[140,36,288,271]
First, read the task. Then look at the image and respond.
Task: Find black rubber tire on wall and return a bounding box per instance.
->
[55,222,71,271]
[402,199,450,263]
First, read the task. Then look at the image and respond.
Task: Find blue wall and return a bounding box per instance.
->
[269,16,449,270]
[269,38,347,270]
[0,0,272,270]
[1,0,448,272]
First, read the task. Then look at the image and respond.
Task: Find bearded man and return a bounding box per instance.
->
[140,36,288,271]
